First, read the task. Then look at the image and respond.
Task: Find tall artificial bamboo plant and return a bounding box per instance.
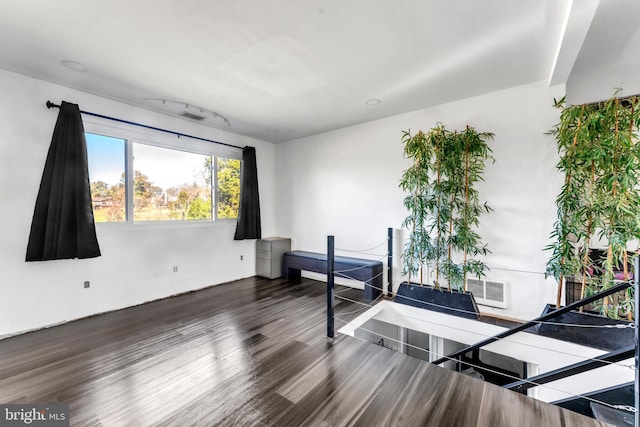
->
[546,93,640,319]
[400,124,494,292]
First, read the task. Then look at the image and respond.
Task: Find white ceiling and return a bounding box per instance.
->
[0,0,637,143]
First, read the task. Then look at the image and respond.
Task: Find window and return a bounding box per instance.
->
[132,143,212,222]
[86,133,126,222]
[85,130,240,224]
[217,157,241,219]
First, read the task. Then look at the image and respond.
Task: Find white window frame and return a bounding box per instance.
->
[84,117,242,227]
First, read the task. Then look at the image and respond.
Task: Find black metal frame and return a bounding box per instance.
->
[435,265,637,423]
[325,230,639,424]
[326,235,335,339]
[387,227,393,295]
[504,345,635,393]
[431,281,633,366]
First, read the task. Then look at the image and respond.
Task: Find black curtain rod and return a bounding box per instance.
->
[45,101,243,150]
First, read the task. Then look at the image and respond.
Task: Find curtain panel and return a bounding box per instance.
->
[234,146,261,240]
[26,101,101,261]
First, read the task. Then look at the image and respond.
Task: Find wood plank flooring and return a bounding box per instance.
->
[0,277,611,426]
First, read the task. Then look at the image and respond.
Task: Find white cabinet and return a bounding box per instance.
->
[256,237,291,279]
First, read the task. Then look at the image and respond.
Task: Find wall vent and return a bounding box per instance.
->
[179,111,206,121]
[466,278,507,309]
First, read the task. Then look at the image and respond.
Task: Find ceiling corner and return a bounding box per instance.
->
[548,0,600,86]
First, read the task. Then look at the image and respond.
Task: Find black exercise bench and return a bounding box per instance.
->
[282,250,383,301]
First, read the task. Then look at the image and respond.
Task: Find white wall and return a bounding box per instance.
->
[0,70,570,333]
[276,80,565,321]
[565,0,640,104]
[0,69,276,338]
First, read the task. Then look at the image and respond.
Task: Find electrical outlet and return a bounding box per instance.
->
[240,255,243,261]
[84,281,90,288]
[173,266,178,273]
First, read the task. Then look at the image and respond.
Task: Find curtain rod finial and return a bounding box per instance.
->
[46,100,57,109]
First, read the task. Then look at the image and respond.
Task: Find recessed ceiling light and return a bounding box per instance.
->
[61,60,87,72]
[365,98,381,106]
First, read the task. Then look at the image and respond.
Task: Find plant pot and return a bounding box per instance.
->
[394,282,480,320]
[535,304,634,351]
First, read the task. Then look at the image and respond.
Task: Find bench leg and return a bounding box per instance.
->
[285,267,301,281]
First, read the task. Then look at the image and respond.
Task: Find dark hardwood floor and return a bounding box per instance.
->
[0,277,611,426]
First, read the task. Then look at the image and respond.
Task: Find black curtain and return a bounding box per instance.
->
[234,146,261,240]
[26,101,101,261]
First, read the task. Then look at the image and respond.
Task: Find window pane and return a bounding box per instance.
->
[133,143,212,221]
[86,133,126,222]
[217,157,240,219]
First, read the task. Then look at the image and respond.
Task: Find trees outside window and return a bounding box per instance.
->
[86,132,240,223]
